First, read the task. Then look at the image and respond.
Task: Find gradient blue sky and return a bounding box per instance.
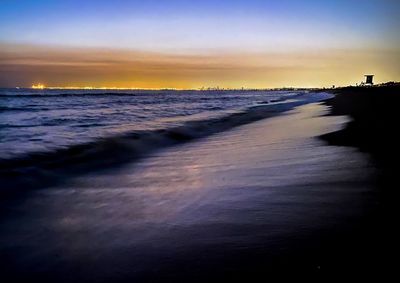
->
[1,0,399,51]
[0,0,399,87]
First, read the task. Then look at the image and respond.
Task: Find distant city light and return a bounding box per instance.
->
[31,83,45,89]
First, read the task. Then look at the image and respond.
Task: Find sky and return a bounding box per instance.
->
[0,0,399,88]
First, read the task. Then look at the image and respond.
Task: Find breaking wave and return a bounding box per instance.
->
[0,92,331,194]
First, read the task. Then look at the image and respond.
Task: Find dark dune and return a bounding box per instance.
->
[320,83,400,277]
[321,83,400,197]
[321,84,400,160]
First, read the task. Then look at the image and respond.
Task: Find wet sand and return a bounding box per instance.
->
[0,101,383,281]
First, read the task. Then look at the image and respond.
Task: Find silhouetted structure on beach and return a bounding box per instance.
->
[364,75,374,85]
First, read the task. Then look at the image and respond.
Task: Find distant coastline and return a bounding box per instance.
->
[2,80,395,92]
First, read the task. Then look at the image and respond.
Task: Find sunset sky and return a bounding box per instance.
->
[1,0,399,88]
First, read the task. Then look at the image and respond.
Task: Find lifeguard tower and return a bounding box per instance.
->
[364,75,374,85]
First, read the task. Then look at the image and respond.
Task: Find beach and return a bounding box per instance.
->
[322,84,400,220]
[1,0,398,281]
[1,85,393,281]
[321,84,400,277]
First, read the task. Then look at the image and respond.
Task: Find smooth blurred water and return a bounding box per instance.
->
[0,102,376,281]
[0,88,301,159]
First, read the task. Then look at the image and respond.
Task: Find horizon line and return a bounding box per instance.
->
[9,85,326,91]
[3,81,398,91]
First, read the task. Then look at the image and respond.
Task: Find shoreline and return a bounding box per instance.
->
[320,84,400,276]
[321,84,400,198]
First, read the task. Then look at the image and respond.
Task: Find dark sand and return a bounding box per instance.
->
[320,83,400,278]
[322,84,400,219]
[0,86,397,282]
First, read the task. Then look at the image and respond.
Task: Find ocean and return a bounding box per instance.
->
[0,87,384,281]
[0,88,318,160]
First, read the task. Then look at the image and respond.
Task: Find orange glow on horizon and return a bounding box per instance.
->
[29,85,191,90]
[2,44,399,89]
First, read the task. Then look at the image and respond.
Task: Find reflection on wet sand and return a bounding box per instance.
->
[0,103,377,282]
